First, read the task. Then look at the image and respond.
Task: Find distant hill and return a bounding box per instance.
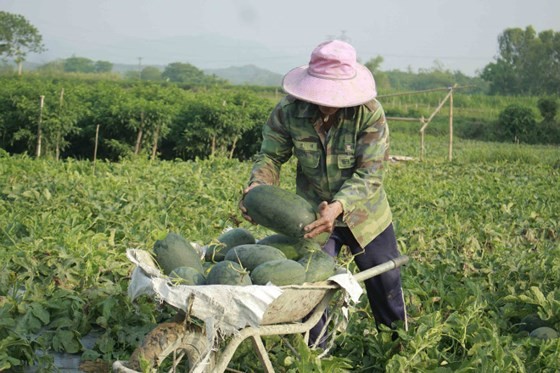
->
[20,61,282,87]
[205,65,282,87]
[28,33,299,76]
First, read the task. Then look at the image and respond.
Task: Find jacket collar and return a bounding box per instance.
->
[292,99,357,120]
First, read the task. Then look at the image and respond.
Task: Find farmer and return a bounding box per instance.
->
[239,40,407,346]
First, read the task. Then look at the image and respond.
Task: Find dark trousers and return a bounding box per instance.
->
[308,223,406,346]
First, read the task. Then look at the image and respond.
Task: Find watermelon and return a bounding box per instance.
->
[243,185,317,238]
[169,266,206,285]
[298,250,337,283]
[529,326,559,340]
[205,228,256,262]
[518,314,550,332]
[250,259,306,286]
[258,234,323,260]
[224,244,287,271]
[206,261,252,285]
[154,232,204,275]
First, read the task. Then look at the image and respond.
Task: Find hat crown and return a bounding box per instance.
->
[307,40,357,80]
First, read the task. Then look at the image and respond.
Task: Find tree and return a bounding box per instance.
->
[481,26,560,95]
[37,59,65,74]
[64,56,95,73]
[43,84,86,160]
[161,62,226,86]
[140,66,162,81]
[0,11,46,75]
[364,56,389,91]
[94,60,113,73]
[162,62,207,84]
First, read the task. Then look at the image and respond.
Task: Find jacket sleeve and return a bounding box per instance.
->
[333,101,390,223]
[248,101,294,186]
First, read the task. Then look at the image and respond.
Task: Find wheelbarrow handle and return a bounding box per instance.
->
[352,255,410,283]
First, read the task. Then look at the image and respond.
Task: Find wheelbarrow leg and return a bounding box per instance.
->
[214,290,336,372]
[251,336,275,373]
[214,329,275,373]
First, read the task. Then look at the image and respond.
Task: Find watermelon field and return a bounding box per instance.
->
[1,133,559,372]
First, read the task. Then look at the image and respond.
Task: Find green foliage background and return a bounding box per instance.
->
[1,76,558,165]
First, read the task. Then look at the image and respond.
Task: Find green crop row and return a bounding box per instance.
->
[0,136,558,371]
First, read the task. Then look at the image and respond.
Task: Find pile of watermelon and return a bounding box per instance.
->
[153,184,339,287]
[153,229,336,287]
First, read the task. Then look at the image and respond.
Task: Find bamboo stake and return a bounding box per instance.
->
[134,111,144,155]
[424,89,453,127]
[448,89,454,161]
[229,136,238,159]
[55,88,64,161]
[386,116,420,122]
[36,95,45,158]
[151,125,160,160]
[420,116,425,161]
[93,124,100,163]
[378,84,476,98]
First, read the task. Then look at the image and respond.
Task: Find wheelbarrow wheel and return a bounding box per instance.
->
[125,320,214,372]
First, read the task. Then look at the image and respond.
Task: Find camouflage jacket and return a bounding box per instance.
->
[249,96,392,247]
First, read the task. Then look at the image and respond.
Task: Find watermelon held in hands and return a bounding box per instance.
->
[243,185,317,238]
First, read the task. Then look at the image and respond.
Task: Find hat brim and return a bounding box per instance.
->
[282,64,377,108]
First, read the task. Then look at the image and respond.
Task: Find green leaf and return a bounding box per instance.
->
[30,303,50,324]
[53,330,81,353]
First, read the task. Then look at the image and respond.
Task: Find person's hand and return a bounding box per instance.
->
[303,201,343,239]
[239,183,260,224]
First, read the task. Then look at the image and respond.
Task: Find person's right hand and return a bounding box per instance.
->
[238,183,260,224]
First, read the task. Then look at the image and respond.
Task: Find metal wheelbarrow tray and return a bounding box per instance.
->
[113,249,409,372]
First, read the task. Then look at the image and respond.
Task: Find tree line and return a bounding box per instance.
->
[481,26,560,96]
[0,77,274,161]
[1,75,557,164]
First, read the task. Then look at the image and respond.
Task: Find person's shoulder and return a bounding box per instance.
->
[362,98,382,113]
[279,95,299,108]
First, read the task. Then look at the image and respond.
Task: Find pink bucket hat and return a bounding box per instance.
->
[282,40,377,108]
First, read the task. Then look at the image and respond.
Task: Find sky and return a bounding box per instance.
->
[2,0,560,76]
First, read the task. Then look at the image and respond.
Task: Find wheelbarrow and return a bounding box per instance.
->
[113,250,409,373]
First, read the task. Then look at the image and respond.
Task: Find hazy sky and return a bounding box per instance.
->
[3,0,560,76]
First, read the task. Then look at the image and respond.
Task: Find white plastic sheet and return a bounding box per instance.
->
[127,249,283,335]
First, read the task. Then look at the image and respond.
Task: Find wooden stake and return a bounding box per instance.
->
[134,111,144,155]
[93,124,100,163]
[448,89,454,161]
[229,136,238,159]
[36,95,45,158]
[420,116,426,161]
[55,88,64,161]
[151,125,160,160]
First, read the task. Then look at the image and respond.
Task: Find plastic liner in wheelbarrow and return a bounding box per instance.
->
[127,249,362,333]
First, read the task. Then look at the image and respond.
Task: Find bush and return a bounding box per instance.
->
[537,97,558,121]
[497,104,537,143]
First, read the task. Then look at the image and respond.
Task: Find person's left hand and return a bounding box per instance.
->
[239,182,262,224]
[303,201,343,239]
